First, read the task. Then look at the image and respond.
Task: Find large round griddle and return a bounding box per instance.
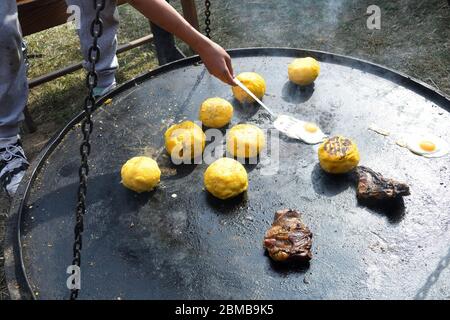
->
[5,48,450,300]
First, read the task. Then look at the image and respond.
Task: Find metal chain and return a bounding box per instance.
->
[204,0,211,38]
[414,245,450,299]
[70,0,105,300]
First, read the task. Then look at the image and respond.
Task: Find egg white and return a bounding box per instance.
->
[405,134,449,158]
[296,122,327,144]
[274,115,326,144]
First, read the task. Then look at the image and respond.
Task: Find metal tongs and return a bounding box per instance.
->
[234,78,325,142]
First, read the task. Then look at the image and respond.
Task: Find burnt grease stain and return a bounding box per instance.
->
[162,163,199,181]
[58,160,79,177]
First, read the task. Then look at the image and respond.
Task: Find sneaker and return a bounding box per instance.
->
[0,140,29,197]
[93,81,117,99]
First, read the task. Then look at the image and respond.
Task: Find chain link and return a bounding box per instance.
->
[204,0,211,38]
[415,245,450,299]
[70,0,105,300]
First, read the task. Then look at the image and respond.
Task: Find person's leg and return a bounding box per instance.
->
[66,0,119,96]
[0,0,27,138]
[0,0,29,196]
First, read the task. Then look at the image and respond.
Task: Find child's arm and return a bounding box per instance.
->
[128,0,235,85]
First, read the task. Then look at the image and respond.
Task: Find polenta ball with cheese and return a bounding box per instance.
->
[288,57,320,86]
[199,97,233,128]
[121,156,161,193]
[204,157,248,200]
[232,72,266,103]
[318,136,360,174]
[227,124,266,158]
[164,121,206,162]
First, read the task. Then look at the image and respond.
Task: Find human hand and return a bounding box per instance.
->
[127,0,236,85]
[197,40,236,86]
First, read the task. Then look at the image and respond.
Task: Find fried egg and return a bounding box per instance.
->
[274,115,326,144]
[405,134,449,158]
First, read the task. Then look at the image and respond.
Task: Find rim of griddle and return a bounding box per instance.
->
[4,47,450,300]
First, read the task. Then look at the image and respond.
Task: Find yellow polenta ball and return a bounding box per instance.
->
[121,156,161,193]
[318,136,360,174]
[164,120,206,161]
[232,72,266,103]
[227,124,266,158]
[199,97,233,128]
[288,57,320,86]
[204,158,248,199]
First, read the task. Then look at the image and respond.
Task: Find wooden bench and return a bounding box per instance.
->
[16,0,200,132]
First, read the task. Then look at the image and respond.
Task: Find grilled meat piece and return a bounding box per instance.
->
[263,209,312,262]
[356,166,410,200]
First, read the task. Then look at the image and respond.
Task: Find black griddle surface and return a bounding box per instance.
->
[12,48,450,299]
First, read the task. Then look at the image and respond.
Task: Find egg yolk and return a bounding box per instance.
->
[304,122,318,133]
[419,140,436,152]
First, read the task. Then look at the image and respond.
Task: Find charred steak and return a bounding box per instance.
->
[263,209,312,262]
[356,166,410,200]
